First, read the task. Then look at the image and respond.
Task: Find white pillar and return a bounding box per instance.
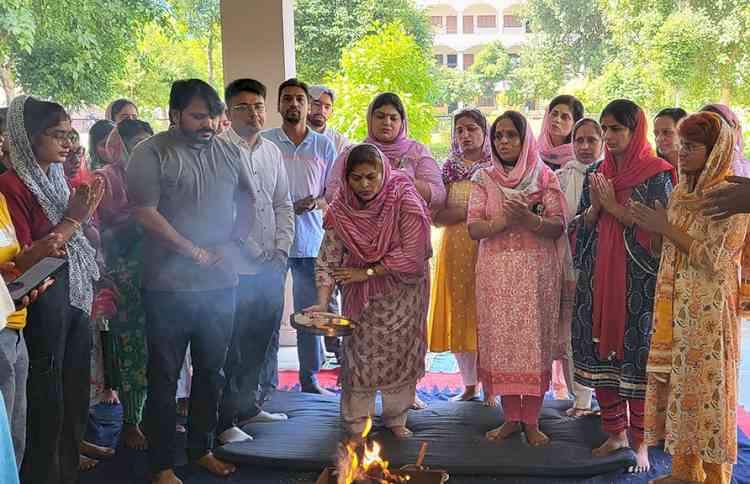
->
[458,52,464,72]
[220,0,296,127]
[457,9,463,35]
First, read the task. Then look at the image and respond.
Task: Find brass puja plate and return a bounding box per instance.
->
[291,312,356,337]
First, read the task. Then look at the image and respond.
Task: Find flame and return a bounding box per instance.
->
[336,416,410,484]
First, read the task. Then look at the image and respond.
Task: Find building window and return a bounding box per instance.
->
[430,16,443,27]
[463,15,474,34]
[477,15,496,28]
[446,16,457,34]
[503,15,523,28]
[463,53,474,70]
[434,54,444,65]
[446,54,457,68]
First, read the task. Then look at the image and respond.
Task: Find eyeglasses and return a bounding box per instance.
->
[44,129,75,143]
[231,103,266,114]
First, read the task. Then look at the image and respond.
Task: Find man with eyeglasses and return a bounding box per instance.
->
[263,78,336,397]
[308,85,350,154]
[215,78,294,443]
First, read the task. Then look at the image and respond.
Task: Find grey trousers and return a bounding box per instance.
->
[341,381,416,435]
[0,328,28,468]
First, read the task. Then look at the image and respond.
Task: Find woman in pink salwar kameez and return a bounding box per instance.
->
[468,111,574,446]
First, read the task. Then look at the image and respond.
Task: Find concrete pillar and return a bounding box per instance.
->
[458,52,464,72]
[220,0,296,127]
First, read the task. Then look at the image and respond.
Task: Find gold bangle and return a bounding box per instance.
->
[63,216,82,230]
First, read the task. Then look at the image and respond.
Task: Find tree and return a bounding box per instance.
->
[469,41,512,98]
[294,0,431,83]
[170,0,221,85]
[506,36,566,108]
[432,66,481,110]
[1,0,166,108]
[326,22,436,144]
[0,0,35,102]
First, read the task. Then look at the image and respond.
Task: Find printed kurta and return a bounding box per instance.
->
[467,168,563,397]
[644,212,749,463]
[315,222,429,393]
[428,179,478,353]
[572,161,673,399]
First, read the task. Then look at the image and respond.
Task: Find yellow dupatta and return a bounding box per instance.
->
[648,118,736,375]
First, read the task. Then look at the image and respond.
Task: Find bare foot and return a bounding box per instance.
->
[452,385,479,402]
[565,406,595,418]
[629,440,650,473]
[78,454,98,471]
[524,424,550,446]
[389,425,414,439]
[123,423,148,450]
[483,393,498,408]
[648,476,695,484]
[411,395,427,410]
[152,469,183,484]
[486,421,521,440]
[177,398,189,417]
[196,452,236,477]
[592,431,629,457]
[80,440,115,458]
[102,388,120,405]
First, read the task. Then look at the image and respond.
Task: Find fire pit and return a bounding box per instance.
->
[316,418,449,484]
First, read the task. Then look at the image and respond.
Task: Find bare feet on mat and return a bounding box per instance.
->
[389,426,414,439]
[196,452,236,477]
[485,421,521,440]
[80,440,115,458]
[301,383,335,397]
[483,393,498,408]
[411,395,427,410]
[152,469,183,484]
[565,406,595,418]
[102,388,120,405]
[649,476,696,484]
[177,398,189,417]
[452,385,479,402]
[524,424,550,446]
[628,441,651,473]
[592,431,629,457]
[78,454,98,471]
[123,423,148,450]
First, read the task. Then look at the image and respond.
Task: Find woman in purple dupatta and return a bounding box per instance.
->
[325,92,445,210]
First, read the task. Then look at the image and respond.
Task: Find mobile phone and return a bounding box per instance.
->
[7,257,67,303]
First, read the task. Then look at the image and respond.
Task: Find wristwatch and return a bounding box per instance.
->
[365,267,375,278]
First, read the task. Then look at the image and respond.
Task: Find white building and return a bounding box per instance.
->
[416,0,529,73]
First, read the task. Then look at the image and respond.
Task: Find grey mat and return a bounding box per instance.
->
[214,391,637,478]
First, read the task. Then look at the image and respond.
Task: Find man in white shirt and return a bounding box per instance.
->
[216,78,295,443]
[308,85,350,154]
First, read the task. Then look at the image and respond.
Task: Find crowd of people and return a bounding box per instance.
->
[0,75,747,484]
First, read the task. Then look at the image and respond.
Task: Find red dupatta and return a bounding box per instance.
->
[592,110,675,360]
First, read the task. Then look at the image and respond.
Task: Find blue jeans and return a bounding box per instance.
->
[218,272,285,432]
[142,288,235,474]
[260,257,325,389]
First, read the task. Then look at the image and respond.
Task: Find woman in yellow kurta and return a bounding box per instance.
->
[630,112,749,484]
[428,108,491,401]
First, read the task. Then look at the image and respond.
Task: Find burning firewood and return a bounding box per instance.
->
[335,417,411,484]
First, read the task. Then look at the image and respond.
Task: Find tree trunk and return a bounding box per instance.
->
[720,84,731,105]
[0,59,15,105]
[207,27,214,86]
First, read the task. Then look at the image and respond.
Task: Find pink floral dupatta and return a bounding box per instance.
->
[323,144,432,320]
[484,119,576,357]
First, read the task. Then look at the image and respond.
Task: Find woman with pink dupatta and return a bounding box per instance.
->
[308,143,432,439]
[95,119,154,451]
[325,92,445,210]
[538,95,585,171]
[467,111,574,446]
